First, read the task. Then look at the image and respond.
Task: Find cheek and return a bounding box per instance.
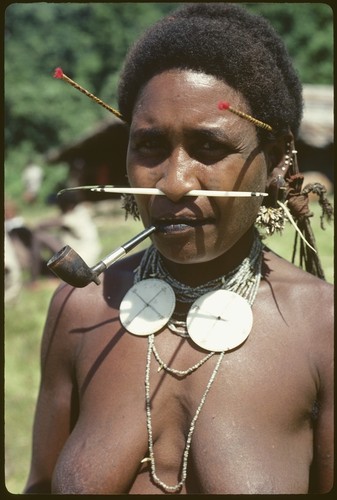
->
[242,162,268,192]
[208,155,268,198]
[127,160,158,187]
[132,194,152,227]
[236,197,262,226]
[126,149,136,182]
[258,166,268,190]
[217,195,261,227]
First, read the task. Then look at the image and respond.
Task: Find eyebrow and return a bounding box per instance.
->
[186,127,232,142]
[130,127,164,140]
[130,126,233,142]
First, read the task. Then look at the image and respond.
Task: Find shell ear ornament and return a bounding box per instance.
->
[255,175,287,236]
[255,172,317,250]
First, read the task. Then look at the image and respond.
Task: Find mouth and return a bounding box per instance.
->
[154,217,215,234]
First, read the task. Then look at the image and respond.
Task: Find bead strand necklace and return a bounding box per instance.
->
[152,341,215,376]
[137,231,263,492]
[145,333,225,493]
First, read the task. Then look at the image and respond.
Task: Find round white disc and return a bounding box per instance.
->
[120,279,176,336]
[186,290,253,352]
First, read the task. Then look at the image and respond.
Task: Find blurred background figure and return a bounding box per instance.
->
[5,231,23,303]
[31,189,102,280]
[5,191,102,285]
[5,199,25,299]
[22,160,44,204]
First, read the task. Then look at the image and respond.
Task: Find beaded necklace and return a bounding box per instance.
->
[135,231,263,336]
[134,231,263,493]
[144,334,225,493]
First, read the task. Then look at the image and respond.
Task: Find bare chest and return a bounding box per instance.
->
[52,315,316,494]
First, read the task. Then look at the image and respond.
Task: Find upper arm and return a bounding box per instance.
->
[24,285,80,493]
[309,284,334,493]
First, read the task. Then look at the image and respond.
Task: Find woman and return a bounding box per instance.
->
[24,4,333,494]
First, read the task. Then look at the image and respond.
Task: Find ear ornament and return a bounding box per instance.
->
[256,139,333,279]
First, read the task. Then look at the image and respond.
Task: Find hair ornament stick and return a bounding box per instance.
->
[58,185,268,198]
[218,101,273,132]
[53,67,124,120]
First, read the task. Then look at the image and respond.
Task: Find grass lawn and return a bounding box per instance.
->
[4,199,333,493]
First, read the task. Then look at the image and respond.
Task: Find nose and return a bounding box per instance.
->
[155,148,200,202]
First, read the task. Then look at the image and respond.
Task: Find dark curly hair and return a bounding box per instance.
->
[118,3,303,140]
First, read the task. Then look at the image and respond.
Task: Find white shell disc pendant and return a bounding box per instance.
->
[119,278,176,335]
[186,289,253,352]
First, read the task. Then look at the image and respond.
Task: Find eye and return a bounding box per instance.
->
[192,140,232,164]
[138,138,165,153]
[130,130,168,158]
[201,140,222,151]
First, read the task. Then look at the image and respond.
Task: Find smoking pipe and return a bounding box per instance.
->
[47,225,156,287]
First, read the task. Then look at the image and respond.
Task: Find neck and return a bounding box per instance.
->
[160,228,256,287]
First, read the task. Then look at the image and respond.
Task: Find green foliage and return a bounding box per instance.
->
[244,3,333,84]
[4,3,181,202]
[4,3,333,204]
[5,283,56,494]
[5,3,178,152]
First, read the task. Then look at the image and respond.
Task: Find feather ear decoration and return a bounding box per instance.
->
[282,147,333,280]
[285,173,333,279]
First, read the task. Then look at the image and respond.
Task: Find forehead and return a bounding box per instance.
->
[131,69,251,131]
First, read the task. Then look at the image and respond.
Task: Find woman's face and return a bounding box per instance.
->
[127,69,269,264]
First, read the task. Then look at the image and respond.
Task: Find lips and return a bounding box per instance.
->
[154,217,215,233]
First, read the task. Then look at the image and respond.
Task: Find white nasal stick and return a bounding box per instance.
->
[89,186,268,197]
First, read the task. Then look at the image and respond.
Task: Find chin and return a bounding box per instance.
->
[154,238,223,265]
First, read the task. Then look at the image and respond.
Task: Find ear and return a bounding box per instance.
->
[263,132,294,207]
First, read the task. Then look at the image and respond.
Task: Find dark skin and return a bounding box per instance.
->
[24,70,333,494]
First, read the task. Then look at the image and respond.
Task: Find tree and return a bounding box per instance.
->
[4,3,179,201]
[4,2,333,204]
[5,3,178,153]
[245,2,333,84]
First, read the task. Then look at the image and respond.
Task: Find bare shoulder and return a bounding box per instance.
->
[263,246,333,304]
[262,246,333,358]
[41,250,145,362]
[261,249,334,388]
[48,250,144,309]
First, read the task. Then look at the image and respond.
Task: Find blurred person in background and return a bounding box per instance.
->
[22,160,44,204]
[30,189,102,280]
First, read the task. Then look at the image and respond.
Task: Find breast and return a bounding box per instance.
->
[52,312,316,494]
[179,342,315,494]
[51,328,153,494]
[189,421,313,494]
[143,324,315,494]
[52,412,150,494]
